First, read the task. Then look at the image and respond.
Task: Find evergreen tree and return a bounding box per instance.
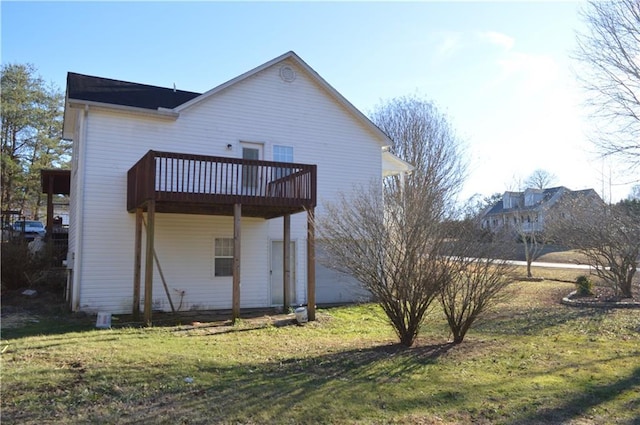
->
[1,64,69,219]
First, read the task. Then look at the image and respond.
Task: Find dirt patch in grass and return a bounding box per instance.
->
[1,286,64,332]
[1,311,41,329]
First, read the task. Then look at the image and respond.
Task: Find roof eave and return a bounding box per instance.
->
[63,98,180,140]
[382,151,415,177]
[67,98,180,118]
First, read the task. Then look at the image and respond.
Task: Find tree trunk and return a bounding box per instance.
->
[621,274,634,298]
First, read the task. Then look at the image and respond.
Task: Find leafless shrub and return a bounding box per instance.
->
[319,95,467,347]
[1,239,65,291]
[439,221,515,344]
[547,198,639,298]
[319,182,450,347]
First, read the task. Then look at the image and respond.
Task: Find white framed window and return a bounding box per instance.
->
[273,145,293,162]
[214,238,234,277]
[273,145,293,180]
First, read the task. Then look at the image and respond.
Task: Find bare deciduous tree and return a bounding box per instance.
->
[370,95,466,214]
[319,95,467,347]
[460,193,502,222]
[502,218,545,279]
[574,0,640,173]
[319,183,450,347]
[524,169,557,190]
[496,181,548,279]
[440,222,515,344]
[548,197,639,298]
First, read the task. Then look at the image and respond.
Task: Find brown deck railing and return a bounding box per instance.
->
[127,150,316,216]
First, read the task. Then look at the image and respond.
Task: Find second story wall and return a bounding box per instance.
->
[79,57,384,219]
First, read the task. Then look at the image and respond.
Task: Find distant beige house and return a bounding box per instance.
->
[481,186,604,235]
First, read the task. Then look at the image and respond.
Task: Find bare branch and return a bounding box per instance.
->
[547,196,640,298]
[440,221,515,344]
[524,169,557,190]
[574,0,640,173]
[319,95,467,346]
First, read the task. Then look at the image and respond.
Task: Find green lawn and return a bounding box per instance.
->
[2,280,639,424]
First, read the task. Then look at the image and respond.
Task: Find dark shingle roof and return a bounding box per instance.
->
[66,72,201,110]
[484,186,566,216]
[485,202,505,215]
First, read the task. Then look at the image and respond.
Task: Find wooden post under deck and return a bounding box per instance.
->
[307,207,316,321]
[133,208,143,320]
[144,200,155,326]
[232,203,241,323]
[46,177,54,237]
[283,214,291,310]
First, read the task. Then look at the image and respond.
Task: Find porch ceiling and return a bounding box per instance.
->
[41,169,71,195]
[138,200,308,219]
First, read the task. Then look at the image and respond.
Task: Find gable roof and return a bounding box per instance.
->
[484,186,567,216]
[174,51,391,146]
[483,187,605,218]
[63,51,392,147]
[66,72,201,110]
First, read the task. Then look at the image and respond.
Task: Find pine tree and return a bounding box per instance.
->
[1,64,69,218]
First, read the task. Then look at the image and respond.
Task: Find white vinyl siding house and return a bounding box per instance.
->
[62,51,407,317]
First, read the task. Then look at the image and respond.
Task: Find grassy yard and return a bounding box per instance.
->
[2,278,639,424]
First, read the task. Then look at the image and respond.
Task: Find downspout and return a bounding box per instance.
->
[72,106,89,311]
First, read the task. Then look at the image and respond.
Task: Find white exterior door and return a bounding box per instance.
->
[271,240,296,306]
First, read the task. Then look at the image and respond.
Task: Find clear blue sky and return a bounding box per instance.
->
[2,1,634,202]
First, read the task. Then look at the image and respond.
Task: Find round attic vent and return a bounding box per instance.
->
[279,66,296,82]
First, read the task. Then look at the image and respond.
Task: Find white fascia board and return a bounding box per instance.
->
[62,100,76,140]
[290,53,391,147]
[171,53,290,112]
[382,151,415,177]
[66,99,181,120]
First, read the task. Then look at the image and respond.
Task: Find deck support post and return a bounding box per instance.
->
[133,208,143,320]
[144,200,155,326]
[45,177,54,237]
[283,214,291,310]
[232,203,241,323]
[306,207,316,321]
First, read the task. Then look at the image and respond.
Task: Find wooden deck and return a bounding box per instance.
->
[127,150,317,218]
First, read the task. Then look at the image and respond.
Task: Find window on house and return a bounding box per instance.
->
[273,145,294,180]
[214,238,234,277]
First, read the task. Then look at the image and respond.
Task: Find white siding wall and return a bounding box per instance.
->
[67,111,80,262]
[67,110,85,309]
[73,58,382,313]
